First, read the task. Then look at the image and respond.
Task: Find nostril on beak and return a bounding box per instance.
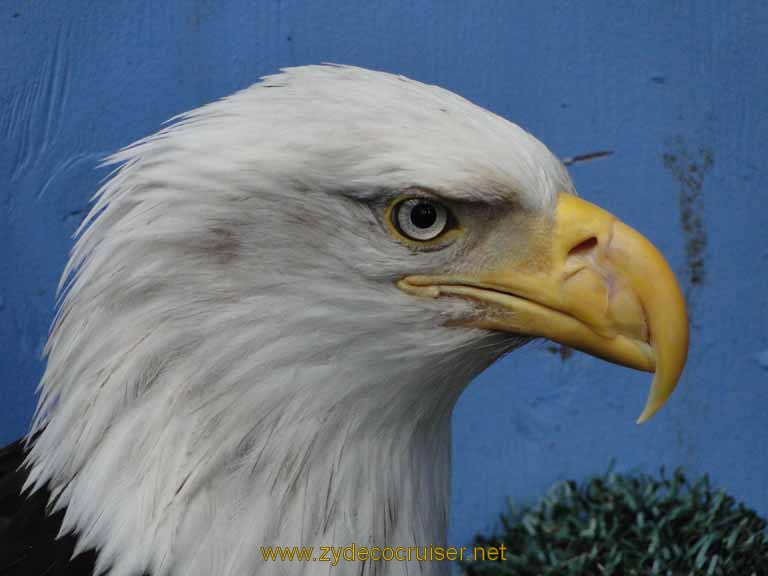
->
[568,236,598,258]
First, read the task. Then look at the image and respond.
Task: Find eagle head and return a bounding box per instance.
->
[24,65,687,576]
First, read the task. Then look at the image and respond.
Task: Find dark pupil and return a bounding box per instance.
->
[410,202,437,229]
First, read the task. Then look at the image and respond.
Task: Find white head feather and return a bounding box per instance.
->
[24,65,573,576]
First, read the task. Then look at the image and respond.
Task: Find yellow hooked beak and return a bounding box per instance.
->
[398,193,689,423]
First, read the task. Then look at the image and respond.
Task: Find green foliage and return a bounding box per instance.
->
[463,468,768,576]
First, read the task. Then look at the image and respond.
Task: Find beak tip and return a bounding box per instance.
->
[635,378,676,424]
[635,411,652,425]
[636,402,661,424]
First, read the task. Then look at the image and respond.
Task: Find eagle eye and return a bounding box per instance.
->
[392,198,451,242]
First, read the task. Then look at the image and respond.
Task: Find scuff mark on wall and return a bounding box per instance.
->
[0,21,72,181]
[37,152,104,200]
[662,137,713,463]
[546,344,573,362]
[62,208,85,223]
[662,136,713,315]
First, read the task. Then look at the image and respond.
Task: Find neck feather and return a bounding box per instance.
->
[26,287,512,576]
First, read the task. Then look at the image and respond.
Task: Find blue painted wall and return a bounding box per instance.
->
[1,0,766,550]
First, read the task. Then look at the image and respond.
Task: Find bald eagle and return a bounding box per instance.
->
[0,65,688,576]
